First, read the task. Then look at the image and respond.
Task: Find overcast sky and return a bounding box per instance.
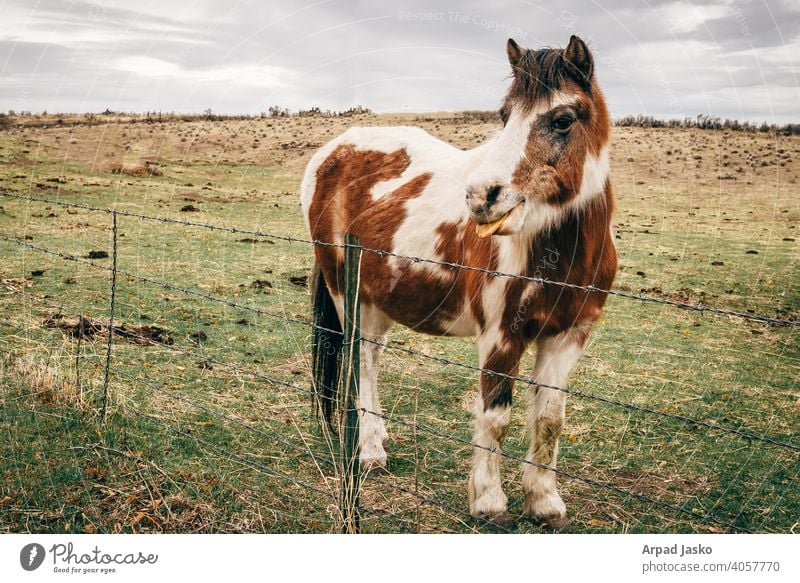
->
[0,0,797,121]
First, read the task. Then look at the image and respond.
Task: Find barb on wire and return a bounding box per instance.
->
[5,232,798,454]
[2,191,796,327]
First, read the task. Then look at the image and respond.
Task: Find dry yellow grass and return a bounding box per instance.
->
[1,351,81,407]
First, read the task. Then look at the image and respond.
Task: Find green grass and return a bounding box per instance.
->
[0,117,798,533]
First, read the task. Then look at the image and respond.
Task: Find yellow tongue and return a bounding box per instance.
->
[475,212,509,239]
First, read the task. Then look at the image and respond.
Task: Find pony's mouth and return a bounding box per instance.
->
[474,201,525,238]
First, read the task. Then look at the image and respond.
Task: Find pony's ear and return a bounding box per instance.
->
[563,35,593,88]
[507,38,524,71]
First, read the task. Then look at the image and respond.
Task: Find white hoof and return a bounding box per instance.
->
[359,444,387,473]
[468,479,508,522]
[523,491,567,526]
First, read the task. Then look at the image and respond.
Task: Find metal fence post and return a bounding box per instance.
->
[75,314,83,404]
[340,233,362,533]
[100,210,118,422]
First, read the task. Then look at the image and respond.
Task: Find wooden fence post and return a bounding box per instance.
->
[340,233,362,533]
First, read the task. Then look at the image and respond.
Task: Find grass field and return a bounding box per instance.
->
[0,112,798,533]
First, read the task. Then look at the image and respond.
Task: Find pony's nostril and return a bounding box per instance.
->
[485,184,502,205]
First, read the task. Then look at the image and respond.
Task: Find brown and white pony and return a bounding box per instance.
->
[301,35,617,527]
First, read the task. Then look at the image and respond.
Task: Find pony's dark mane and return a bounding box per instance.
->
[501,47,567,118]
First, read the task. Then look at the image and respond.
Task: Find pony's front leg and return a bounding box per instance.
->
[522,326,587,527]
[468,333,521,524]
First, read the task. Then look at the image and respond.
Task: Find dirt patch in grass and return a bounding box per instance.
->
[554,467,715,532]
[640,286,710,304]
[236,237,274,244]
[612,469,712,500]
[86,452,219,533]
[182,192,234,203]
[1,277,33,294]
[109,162,163,177]
[42,312,174,345]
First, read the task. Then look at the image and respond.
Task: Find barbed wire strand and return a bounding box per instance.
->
[360,337,800,453]
[2,191,796,327]
[5,232,798,454]
[16,292,510,532]
[61,312,750,533]
[15,289,755,532]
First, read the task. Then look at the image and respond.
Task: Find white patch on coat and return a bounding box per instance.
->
[578,145,610,201]
[474,235,532,341]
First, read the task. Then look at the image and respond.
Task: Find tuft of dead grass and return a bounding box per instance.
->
[1,351,81,407]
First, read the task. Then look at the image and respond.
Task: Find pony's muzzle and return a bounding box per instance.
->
[466,184,506,221]
[466,184,526,238]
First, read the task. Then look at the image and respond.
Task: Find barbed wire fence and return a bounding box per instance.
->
[1,190,797,534]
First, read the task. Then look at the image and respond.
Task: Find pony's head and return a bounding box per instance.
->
[466,35,611,238]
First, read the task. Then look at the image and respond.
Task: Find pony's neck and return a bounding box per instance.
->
[505,178,612,275]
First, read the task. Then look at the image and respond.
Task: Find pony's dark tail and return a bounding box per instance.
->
[311,266,342,427]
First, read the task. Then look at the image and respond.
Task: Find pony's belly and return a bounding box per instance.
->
[369,276,477,337]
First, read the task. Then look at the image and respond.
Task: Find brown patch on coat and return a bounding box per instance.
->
[481,344,522,409]
[502,181,617,347]
[308,144,411,291]
[432,219,500,332]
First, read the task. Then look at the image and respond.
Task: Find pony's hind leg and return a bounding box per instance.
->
[522,324,589,528]
[358,304,392,472]
[468,333,521,525]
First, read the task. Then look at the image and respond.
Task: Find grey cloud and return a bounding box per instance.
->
[0,0,796,121]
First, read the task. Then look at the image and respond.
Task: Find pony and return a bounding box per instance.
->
[300,35,617,527]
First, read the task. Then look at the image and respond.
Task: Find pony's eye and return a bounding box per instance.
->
[499,107,510,126]
[553,116,574,132]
